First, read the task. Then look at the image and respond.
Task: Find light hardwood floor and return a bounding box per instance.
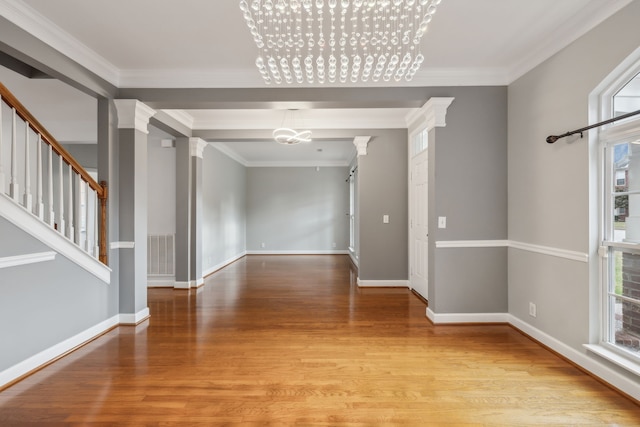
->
[1,255,639,425]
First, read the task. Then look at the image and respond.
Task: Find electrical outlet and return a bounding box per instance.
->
[529,302,537,318]
[332,242,337,248]
[261,242,266,248]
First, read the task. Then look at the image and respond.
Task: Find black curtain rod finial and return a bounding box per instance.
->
[547,135,559,144]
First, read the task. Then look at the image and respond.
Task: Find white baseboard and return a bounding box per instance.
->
[246,250,350,255]
[424,308,640,401]
[119,308,150,325]
[348,250,358,267]
[203,252,246,277]
[357,278,409,288]
[174,279,204,289]
[426,308,509,324]
[0,314,120,389]
[147,277,175,288]
[509,315,640,401]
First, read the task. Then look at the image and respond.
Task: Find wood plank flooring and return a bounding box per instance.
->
[1,255,639,425]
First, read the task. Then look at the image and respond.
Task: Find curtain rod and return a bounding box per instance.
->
[546,108,640,144]
[346,166,358,182]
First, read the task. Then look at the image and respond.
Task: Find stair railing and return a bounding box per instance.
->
[0,82,108,265]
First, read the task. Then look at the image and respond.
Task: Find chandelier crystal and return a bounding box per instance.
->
[239,0,443,85]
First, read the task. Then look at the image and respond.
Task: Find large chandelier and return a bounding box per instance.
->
[239,0,443,85]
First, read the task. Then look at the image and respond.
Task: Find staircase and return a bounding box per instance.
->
[0,81,109,281]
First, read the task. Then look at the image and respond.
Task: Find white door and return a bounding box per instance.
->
[410,148,429,299]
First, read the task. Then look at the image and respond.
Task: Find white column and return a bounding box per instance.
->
[67,163,74,240]
[0,95,5,194]
[35,135,44,219]
[47,145,55,226]
[10,108,18,201]
[23,124,32,212]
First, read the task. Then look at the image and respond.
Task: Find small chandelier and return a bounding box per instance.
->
[239,0,443,85]
[273,109,312,144]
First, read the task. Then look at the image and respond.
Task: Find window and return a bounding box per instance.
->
[600,70,640,364]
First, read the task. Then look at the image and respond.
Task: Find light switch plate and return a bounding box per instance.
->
[383,215,389,224]
[438,216,447,228]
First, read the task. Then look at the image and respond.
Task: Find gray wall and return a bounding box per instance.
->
[508,0,640,352]
[202,146,247,271]
[428,87,508,313]
[246,166,349,252]
[357,129,408,280]
[62,144,98,171]
[147,136,175,235]
[0,218,118,371]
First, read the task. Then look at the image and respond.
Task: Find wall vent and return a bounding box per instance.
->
[147,234,175,276]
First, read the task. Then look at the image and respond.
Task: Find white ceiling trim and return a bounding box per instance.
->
[209,143,350,168]
[189,109,414,130]
[506,0,633,83]
[0,0,120,85]
[160,109,195,129]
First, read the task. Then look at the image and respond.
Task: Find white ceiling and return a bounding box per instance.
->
[0,0,633,165]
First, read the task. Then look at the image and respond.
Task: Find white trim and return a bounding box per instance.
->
[509,240,589,263]
[0,314,120,389]
[189,138,207,159]
[195,277,204,288]
[509,315,640,401]
[426,308,510,324]
[159,109,195,130]
[506,0,633,84]
[119,308,150,325]
[174,281,192,290]
[245,160,351,168]
[0,251,55,269]
[146,277,175,288]
[0,0,120,86]
[113,100,156,134]
[209,142,249,166]
[203,252,246,277]
[584,344,640,377]
[110,241,135,249]
[348,250,358,267]
[353,136,372,157]
[246,250,350,255]
[435,240,509,249]
[405,97,455,132]
[357,278,409,288]
[0,194,111,283]
[433,239,589,263]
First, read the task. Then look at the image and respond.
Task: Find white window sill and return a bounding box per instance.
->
[584,344,640,376]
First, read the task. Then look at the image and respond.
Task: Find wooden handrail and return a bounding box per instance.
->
[0,81,108,265]
[0,82,103,195]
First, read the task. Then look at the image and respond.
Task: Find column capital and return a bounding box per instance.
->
[113,99,156,134]
[353,136,372,157]
[405,97,455,132]
[189,138,208,159]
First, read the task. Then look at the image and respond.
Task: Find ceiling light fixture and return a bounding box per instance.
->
[273,109,312,144]
[239,0,443,85]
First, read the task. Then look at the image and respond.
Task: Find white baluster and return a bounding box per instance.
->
[23,124,32,212]
[10,108,18,201]
[0,95,5,194]
[84,181,91,252]
[94,192,99,258]
[67,164,74,240]
[36,135,44,220]
[58,155,65,234]
[47,144,55,227]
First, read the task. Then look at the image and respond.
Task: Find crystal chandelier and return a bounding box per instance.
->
[239,0,443,85]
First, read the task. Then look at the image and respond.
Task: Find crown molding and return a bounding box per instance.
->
[209,142,249,166]
[113,100,156,134]
[405,97,455,131]
[0,0,120,85]
[353,136,372,157]
[189,138,207,159]
[507,0,633,83]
